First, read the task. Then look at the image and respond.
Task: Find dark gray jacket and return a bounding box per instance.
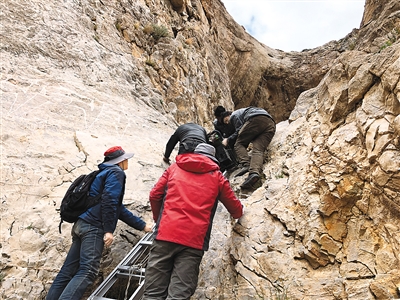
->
[227,107,274,144]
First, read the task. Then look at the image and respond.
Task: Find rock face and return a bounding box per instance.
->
[0,0,399,299]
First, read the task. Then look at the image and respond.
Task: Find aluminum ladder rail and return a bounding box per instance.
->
[88,230,155,300]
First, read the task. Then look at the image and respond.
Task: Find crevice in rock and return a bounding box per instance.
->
[73,132,88,162]
[236,269,266,298]
[239,259,271,283]
[9,220,15,236]
[263,207,294,237]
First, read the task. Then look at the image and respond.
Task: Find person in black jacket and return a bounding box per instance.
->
[221,107,276,189]
[163,123,208,164]
[46,146,152,300]
[212,106,236,148]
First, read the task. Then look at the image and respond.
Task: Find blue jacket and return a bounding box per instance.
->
[79,163,146,233]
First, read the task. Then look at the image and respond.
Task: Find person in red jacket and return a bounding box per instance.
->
[143,143,244,300]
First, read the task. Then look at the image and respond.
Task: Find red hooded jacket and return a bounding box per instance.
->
[149,153,243,251]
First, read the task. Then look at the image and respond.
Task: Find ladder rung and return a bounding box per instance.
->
[140,240,153,245]
[117,266,146,273]
[115,272,145,280]
[88,231,155,299]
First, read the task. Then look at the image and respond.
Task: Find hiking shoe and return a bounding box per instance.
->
[234,165,249,177]
[240,173,260,189]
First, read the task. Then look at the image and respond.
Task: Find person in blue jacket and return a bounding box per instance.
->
[46,146,152,300]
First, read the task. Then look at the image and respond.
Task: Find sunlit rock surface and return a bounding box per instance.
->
[1,0,399,299]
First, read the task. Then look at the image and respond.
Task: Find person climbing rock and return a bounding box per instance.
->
[143,143,243,299]
[46,146,152,300]
[221,107,276,189]
[163,122,208,164]
[212,105,236,148]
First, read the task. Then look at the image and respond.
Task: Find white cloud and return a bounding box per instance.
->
[222,0,365,51]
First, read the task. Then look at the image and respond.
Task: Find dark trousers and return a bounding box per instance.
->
[143,240,204,300]
[234,115,276,176]
[46,219,104,300]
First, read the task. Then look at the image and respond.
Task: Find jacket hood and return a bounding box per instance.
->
[176,153,220,174]
[98,163,123,171]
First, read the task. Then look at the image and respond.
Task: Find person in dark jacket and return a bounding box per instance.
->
[46,146,152,300]
[212,106,236,147]
[143,143,244,300]
[221,107,276,189]
[163,122,208,164]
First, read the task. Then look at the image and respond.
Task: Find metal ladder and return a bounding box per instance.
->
[88,230,155,300]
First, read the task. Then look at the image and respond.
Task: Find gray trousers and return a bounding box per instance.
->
[143,240,204,300]
[234,115,276,175]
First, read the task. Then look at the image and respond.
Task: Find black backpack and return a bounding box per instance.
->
[58,170,103,233]
[207,130,237,172]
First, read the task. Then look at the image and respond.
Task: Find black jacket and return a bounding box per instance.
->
[212,119,236,139]
[164,123,207,159]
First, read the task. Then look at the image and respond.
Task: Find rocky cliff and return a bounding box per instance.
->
[1,0,399,299]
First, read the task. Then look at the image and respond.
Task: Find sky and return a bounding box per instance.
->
[222,0,365,52]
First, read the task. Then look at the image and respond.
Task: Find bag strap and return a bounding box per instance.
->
[58,169,105,234]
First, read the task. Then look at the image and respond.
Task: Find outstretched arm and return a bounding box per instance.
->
[164,133,179,159]
[218,174,243,219]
